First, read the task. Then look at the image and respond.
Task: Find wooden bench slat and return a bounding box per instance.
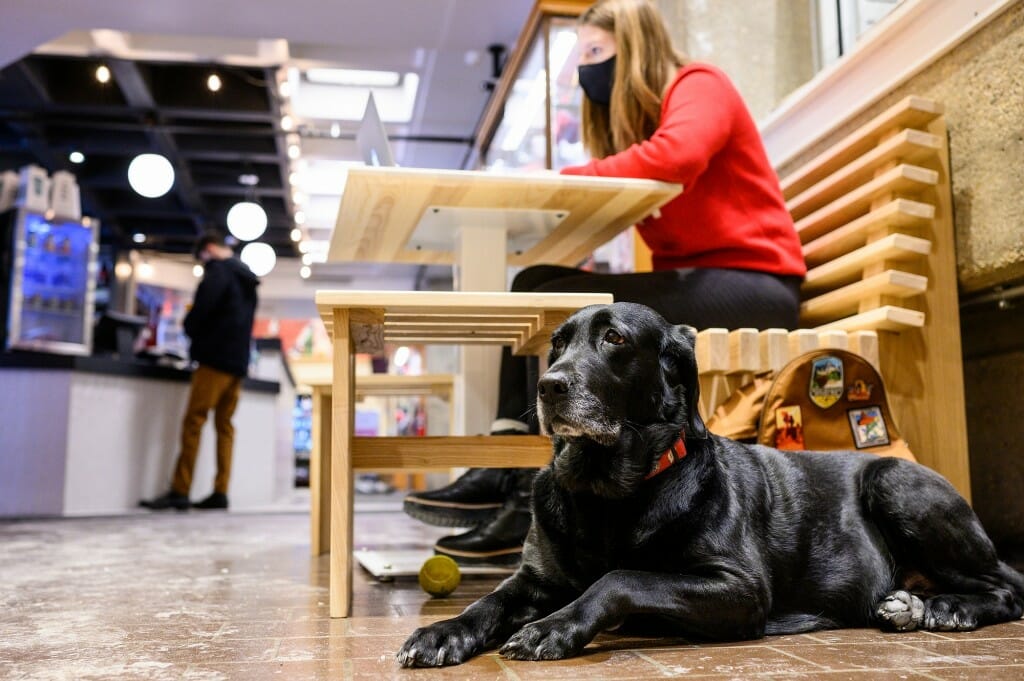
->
[800,270,928,323]
[803,198,935,263]
[803,233,932,293]
[786,128,942,220]
[813,305,925,333]
[794,164,939,243]
[780,95,943,199]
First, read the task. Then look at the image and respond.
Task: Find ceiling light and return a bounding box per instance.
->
[278,80,291,98]
[132,233,146,243]
[114,262,133,278]
[240,242,276,276]
[292,191,306,205]
[299,265,311,279]
[137,261,154,279]
[294,210,306,225]
[192,264,204,277]
[288,171,302,186]
[127,153,175,198]
[301,253,313,266]
[281,115,294,131]
[69,151,85,164]
[330,122,341,138]
[287,144,301,160]
[306,68,400,87]
[207,73,222,92]
[290,227,302,241]
[226,201,268,241]
[298,240,311,254]
[95,65,111,84]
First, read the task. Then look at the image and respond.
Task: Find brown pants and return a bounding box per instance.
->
[171,364,242,496]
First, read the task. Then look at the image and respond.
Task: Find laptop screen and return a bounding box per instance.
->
[356,93,396,167]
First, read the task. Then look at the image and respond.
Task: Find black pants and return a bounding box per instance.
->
[495,265,802,432]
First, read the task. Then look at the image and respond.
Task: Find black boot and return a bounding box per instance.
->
[139,490,190,511]
[403,468,514,527]
[433,469,535,567]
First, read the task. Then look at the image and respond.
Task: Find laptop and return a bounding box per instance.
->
[356,92,397,167]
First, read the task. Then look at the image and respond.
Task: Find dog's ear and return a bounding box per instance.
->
[661,324,707,439]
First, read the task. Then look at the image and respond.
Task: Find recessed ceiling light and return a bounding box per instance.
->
[132,233,146,243]
[278,80,291,98]
[281,115,294,131]
[330,122,341,138]
[287,144,301,160]
[95,65,111,84]
[207,73,222,92]
[69,151,85,164]
[300,265,311,279]
[305,68,400,87]
[192,264,204,277]
[294,210,306,225]
[292,191,306,205]
[301,253,313,265]
[290,227,302,241]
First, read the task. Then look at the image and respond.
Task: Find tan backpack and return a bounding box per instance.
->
[705,348,915,461]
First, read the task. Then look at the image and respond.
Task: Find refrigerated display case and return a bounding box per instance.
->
[1,208,99,355]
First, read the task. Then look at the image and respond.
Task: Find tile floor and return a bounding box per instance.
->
[2,507,1023,680]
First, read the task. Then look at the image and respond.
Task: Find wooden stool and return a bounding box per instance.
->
[315,290,613,617]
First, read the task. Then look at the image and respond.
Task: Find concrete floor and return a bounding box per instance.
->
[2,508,1024,680]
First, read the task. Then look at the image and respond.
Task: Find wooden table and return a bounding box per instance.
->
[329,166,681,436]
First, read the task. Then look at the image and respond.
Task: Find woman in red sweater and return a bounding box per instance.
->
[405,0,806,563]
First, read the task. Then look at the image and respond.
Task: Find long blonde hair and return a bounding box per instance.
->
[578,0,687,159]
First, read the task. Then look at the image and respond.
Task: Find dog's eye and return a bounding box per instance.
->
[551,336,566,352]
[603,329,625,345]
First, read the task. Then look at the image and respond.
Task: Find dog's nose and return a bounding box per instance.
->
[538,373,571,403]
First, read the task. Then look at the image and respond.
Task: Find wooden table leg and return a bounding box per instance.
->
[309,387,332,557]
[330,308,355,618]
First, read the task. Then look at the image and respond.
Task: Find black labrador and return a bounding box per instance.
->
[398,302,1024,667]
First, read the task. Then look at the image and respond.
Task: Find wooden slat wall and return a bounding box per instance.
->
[777,96,969,500]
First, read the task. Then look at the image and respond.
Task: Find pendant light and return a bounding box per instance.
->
[226,173,268,241]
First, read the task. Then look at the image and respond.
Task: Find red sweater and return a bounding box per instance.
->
[562,63,806,277]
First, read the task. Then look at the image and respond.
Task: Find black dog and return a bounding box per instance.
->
[398,302,1024,667]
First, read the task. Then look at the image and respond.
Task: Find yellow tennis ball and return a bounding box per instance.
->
[419,555,461,597]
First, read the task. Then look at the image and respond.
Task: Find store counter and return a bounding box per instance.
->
[0,352,282,517]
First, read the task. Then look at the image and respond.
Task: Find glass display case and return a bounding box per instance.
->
[2,208,99,355]
[476,0,643,272]
[477,0,593,172]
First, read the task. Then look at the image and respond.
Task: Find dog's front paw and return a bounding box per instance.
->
[876,590,925,631]
[499,615,590,661]
[397,620,482,668]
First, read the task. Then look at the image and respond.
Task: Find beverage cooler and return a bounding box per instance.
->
[1,208,99,355]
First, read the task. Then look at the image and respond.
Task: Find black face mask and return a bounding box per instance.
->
[578,55,616,105]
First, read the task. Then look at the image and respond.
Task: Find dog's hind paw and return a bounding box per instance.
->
[876,590,925,631]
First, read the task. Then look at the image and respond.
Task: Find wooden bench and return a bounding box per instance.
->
[289,362,457,557]
[315,290,612,617]
[697,96,968,499]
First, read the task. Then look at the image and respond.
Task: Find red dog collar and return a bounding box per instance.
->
[645,434,687,480]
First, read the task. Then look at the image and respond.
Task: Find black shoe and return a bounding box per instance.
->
[139,490,190,511]
[433,470,534,567]
[403,468,511,527]
[193,492,229,510]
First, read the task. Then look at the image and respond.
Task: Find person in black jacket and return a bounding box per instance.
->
[141,231,260,511]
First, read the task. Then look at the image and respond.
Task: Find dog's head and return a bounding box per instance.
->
[538,302,706,497]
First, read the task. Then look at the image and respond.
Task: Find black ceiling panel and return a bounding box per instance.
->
[0,54,297,257]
